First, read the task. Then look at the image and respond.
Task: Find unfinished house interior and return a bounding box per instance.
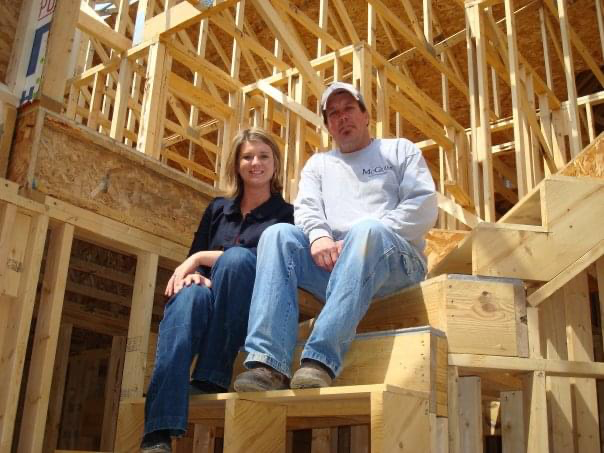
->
[1,0,604,451]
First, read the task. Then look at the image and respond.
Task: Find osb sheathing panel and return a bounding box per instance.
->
[8,105,217,246]
[0,0,21,84]
[561,132,604,179]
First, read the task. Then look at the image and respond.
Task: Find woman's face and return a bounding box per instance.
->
[238,140,275,191]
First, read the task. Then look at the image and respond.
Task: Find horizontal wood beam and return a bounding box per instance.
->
[143,0,241,40]
[78,2,132,52]
[256,80,326,131]
[164,39,242,92]
[527,238,604,307]
[167,73,233,120]
[436,192,482,228]
[0,180,188,264]
[450,354,604,379]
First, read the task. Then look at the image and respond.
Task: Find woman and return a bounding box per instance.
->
[141,128,293,452]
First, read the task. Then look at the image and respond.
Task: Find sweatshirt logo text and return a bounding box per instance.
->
[362,165,393,177]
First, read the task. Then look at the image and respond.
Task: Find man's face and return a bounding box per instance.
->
[324,91,371,153]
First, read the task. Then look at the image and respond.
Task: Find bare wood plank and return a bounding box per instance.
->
[546,0,582,156]
[564,273,601,452]
[501,391,524,453]
[165,39,243,92]
[41,0,81,106]
[523,371,549,453]
[448,366,461,453]
[505,0,528,197]
[120,252,159,400]
[17,223,74,453]
[436,192,482,228]
[0,103,17,177]
[528,238,604,306]
[253,0,324,98]
[273,0,342,52]
[109,58,133,142]
[42,324,73,453]
[224,399,286,452]
[468,4,495,222]
[370,390,431,452]
[101,336,127,450]
[137,42,170,159]
[458,377,482,453]
[539,291,574,453]
[312,428,334,453]
[144,0,241,39]
[0,213,49,451]
[331,0,360,44]
[543,0,604,87]
[0,202,17,297]
[79,1,132,51]
[168,73,234,121]
[370,0,469,99]
[193,425,217,453]
[349,425,369,453]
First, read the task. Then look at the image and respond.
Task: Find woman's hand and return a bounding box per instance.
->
[165,255,213,297]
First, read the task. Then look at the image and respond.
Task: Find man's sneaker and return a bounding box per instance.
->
[233,365,289,392]
[141,430,171,453]
[290,360,333,389]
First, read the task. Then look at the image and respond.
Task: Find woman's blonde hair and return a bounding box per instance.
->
[224,128,284,198]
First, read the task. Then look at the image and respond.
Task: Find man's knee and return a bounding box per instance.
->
[259,223,301,247]
[347,219,390,239]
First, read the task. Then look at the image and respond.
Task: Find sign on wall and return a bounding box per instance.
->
[20,0,56,105]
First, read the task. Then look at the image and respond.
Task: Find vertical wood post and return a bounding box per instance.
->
[18,223,74,453]
[458,376,482,453]
[120,252,159,400]
[137,42,170,159]
[0,213,48,451]
[224,399,286,453]
[42,323,73,453]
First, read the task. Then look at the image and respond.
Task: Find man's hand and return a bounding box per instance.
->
[310,237,342,272]
[165,255,212,297]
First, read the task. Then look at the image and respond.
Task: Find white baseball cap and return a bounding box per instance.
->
[320,82,367,121]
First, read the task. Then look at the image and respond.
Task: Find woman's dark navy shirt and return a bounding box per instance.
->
[188,193,294,275]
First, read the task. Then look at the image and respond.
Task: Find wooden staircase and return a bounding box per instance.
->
[115,276,526,452]
[431,175,604,283]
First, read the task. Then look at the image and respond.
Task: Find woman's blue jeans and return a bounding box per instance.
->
[144,247,256,436]
[243,220,427,378]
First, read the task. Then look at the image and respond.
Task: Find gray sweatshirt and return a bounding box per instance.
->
[294,138,438,257]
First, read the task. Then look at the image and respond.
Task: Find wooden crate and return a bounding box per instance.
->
[301,274,527,358]
[231,327,447,416]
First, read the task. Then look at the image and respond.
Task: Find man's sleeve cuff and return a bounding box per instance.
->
[309,229,332,244]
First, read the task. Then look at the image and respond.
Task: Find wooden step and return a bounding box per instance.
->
[123,327,447,452]
[231,326,448,416]
[431,176,604,281]
[116,384,437,453]
[299,274,527,358]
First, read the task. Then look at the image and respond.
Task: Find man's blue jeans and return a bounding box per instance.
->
[144,247,256,436]
[243,219,426,378]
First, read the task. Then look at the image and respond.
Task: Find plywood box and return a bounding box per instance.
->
[7,103,216,246]
[357,274,527,358]
[230,327,447,416]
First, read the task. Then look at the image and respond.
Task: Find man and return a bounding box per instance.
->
[233,82,438,390]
